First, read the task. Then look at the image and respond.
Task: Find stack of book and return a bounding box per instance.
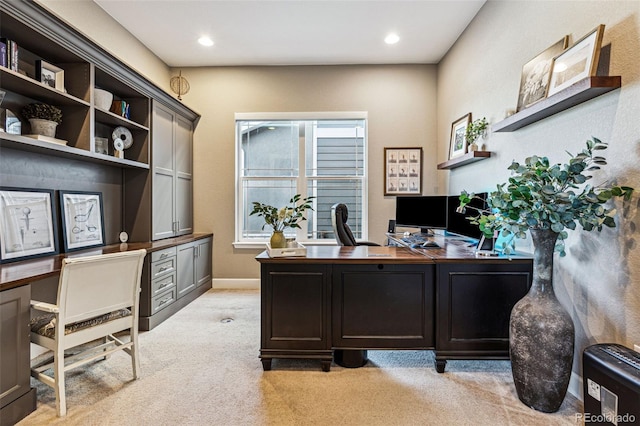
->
[0,37,19,71]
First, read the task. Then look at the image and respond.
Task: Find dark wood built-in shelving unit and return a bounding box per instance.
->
[437,150,492,170]
[493,76,622,132]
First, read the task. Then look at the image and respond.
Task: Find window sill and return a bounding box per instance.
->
[232,240,337,250]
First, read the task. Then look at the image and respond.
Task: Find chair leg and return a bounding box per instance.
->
[131,332,140,379]
[54,346,67,416]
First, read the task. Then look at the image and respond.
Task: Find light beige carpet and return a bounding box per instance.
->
[20,289,582,425]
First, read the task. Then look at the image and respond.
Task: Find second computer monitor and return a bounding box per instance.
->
[446,192,488,240]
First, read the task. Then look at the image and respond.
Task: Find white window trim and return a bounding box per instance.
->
[233,112,368,248]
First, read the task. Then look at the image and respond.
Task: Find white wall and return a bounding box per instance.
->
[437,0,640,392]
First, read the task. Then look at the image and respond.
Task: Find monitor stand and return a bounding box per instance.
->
[418,228,435,237]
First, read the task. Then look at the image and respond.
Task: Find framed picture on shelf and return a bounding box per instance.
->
[0,187,58,263]
[36,59,65,91]
[516,36,569,111]
[547,25,605,97]
[59,190,105,252]
[384,147,422,195]
[449,113,471,160]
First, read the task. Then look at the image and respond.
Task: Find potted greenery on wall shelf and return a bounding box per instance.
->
[458,137,633,413]
[465,117,488,151]
[21,102,63,139]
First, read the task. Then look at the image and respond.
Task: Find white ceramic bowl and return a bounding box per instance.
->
[94,88,113,110]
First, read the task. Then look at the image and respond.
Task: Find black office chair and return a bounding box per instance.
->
[331,203,379,246]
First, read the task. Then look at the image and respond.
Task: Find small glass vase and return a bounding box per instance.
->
[270,230,286,248]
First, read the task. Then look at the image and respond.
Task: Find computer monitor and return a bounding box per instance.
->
[446,192,488,240]
[395,195,448,235]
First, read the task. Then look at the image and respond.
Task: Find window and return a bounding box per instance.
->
[235,112,367,245]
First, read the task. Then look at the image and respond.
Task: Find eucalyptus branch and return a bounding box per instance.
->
[459,137,633,256]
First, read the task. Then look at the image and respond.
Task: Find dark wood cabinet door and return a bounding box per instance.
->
[332,264,435,348]
[261,264,330,351]
[436,261,532,355]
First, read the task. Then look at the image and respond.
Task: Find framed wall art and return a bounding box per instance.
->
[36,59,65,91]
[59,190,105,252]
[516,36,569,111]
[449,113,471,160]
[384,147,422,195]
[0,187,58,263]
[547,25,605,97]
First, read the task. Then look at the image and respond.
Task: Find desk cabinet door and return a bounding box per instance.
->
[261,264,330,351]
[436,262,532,355]
[332,264,435,348]
[0,285,31,410]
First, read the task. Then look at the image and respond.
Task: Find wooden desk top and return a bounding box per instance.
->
[256,238,532,265]
[0,233,213,292]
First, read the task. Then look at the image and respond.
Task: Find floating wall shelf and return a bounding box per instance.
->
[493,76,621,132]
[437,151,491,170]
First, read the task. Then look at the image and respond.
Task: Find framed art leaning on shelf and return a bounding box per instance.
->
[384,147,422,195]
[547,25,605,97]
[59,190,105,252]
[0,187,58,263]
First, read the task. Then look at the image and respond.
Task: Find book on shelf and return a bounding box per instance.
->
[0,38,18,71]
[0,40,6,68]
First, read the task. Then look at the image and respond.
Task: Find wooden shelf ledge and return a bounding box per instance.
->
[493,76,621,132]
[437,151,491,170]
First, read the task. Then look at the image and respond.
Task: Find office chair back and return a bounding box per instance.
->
[331,203,358,246]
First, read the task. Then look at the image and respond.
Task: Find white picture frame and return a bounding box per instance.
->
[547,25,605,97]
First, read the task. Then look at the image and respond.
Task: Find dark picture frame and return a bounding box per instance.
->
[516,36,569,111]
[547,25,605,97]
[384,147,422,195]
[0,187,58,263]
[59,190,105,252]
[449,113,471,160]
[36,59,65,91]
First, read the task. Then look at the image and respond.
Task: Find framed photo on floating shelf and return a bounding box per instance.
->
[547,25,605,97]
[448,113,471,160]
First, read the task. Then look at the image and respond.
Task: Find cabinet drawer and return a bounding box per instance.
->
[152,257,176,278]
[152,287,176,314]
[152,272,177,296]
[151,247,177,262]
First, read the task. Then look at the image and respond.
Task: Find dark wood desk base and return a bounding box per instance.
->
[257,244,532,373]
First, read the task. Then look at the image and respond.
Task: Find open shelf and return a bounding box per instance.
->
[0,132,149,169]
[493,76,621,132]
[437,151,491,170]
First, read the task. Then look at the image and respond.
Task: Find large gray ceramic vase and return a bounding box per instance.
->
[510,228,575,413]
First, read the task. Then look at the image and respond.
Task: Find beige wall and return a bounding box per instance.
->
[437,0,640,381]
[37,0,172,93]
[183,65,437,278]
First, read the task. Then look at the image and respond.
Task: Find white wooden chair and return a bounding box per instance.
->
[29,249,146,416]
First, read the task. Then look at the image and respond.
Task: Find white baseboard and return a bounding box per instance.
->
[212,278,260,290]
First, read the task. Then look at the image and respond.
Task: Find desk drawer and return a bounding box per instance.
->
[152,272,177,296]
[151,247,177,262]
[152,287,176,314]
[152,257,176,279]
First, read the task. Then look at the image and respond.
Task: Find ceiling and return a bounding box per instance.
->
[93,0,486,67]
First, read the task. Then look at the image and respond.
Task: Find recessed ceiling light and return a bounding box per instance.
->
[385,33,400,45]
[198,36,214,47]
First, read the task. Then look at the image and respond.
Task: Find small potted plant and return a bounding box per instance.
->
[250,194,314,248]
[465,117,488,151]
[21,102,63,137]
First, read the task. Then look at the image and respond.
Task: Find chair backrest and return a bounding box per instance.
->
[331,203,358,246]
[56,249,146,326]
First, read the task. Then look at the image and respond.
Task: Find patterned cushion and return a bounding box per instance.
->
[30,308,132,339]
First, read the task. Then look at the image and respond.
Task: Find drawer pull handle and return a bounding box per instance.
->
[160,253,169,259]
[158,297,172,307]
[158,281,172,290]
[158,266,171,273]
